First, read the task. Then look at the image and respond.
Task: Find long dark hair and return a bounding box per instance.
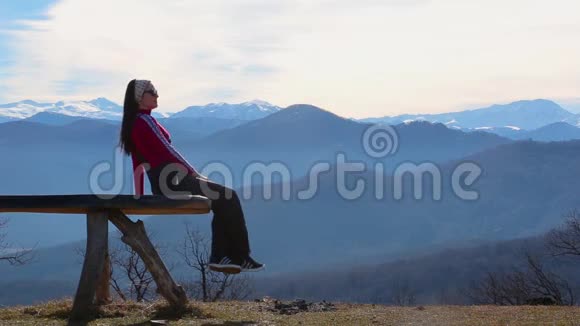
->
[119,79,139,155]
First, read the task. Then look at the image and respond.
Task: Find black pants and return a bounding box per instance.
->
[147,167,251,258]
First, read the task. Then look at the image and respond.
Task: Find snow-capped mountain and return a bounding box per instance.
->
[0,98,123,121]
[0,98,280,123]
[358,99,577,130]
[171,99,281,120]
[24,111,97,126]
[0,98,173,123]
[0,100,51,121]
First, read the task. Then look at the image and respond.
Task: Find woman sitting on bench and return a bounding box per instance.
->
[118,79,264,274]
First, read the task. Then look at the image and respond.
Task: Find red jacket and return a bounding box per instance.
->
[131,110,198,195]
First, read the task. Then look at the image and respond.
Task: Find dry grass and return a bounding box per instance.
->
[0,298,579,325]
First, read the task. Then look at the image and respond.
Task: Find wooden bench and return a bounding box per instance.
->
[0,194,211,321]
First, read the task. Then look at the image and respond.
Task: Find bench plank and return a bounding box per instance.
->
[0,194,211,215]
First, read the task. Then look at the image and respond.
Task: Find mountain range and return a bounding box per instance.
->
[1,138,579,296]
[4,98,580,143]
[0,98,280,123]
[0,98,125,122]
[1,98,579,132]
[2,97,580,305]
[0,102,512,256]
[254,233,580,305]
[358,99,580,130]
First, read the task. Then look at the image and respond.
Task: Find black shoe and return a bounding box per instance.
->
[208,255,241,274]
[239,256,265,272]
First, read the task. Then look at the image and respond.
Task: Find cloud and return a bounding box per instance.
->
[1,0,580,118]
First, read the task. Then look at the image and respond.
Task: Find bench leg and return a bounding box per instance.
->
[95,246,112,304]
[70,211,109,320]
[109,209,188,308]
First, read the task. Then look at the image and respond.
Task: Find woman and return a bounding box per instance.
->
[119,79,264,274]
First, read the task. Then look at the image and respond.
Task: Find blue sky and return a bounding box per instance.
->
[0,1,55,60]
[0,1,55,26]
[0,0,579,118]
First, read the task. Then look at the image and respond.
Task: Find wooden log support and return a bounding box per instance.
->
[70,210,109,320]
[108,209,188,308]
[95,246,112,305]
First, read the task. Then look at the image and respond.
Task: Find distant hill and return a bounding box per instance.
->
[0,119,119,145]
[359,99,576,130]
[2,98,580,309]
[221,139,580,272]
[514,122,580,141]
[24,111,118,126]
[191,104,370,149]
[0,116,17,124]
[470,122,580,142]
[180,106,511,184]
[4,98,577,134]
[465,126,525,138]
[79,140,580,276]
[254,233,580,305]
[158,116,247,138]
[0,115,243,146]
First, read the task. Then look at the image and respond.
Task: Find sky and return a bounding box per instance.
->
[0,0,579,118]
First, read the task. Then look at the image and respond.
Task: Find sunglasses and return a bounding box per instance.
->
[144,89,158,97]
